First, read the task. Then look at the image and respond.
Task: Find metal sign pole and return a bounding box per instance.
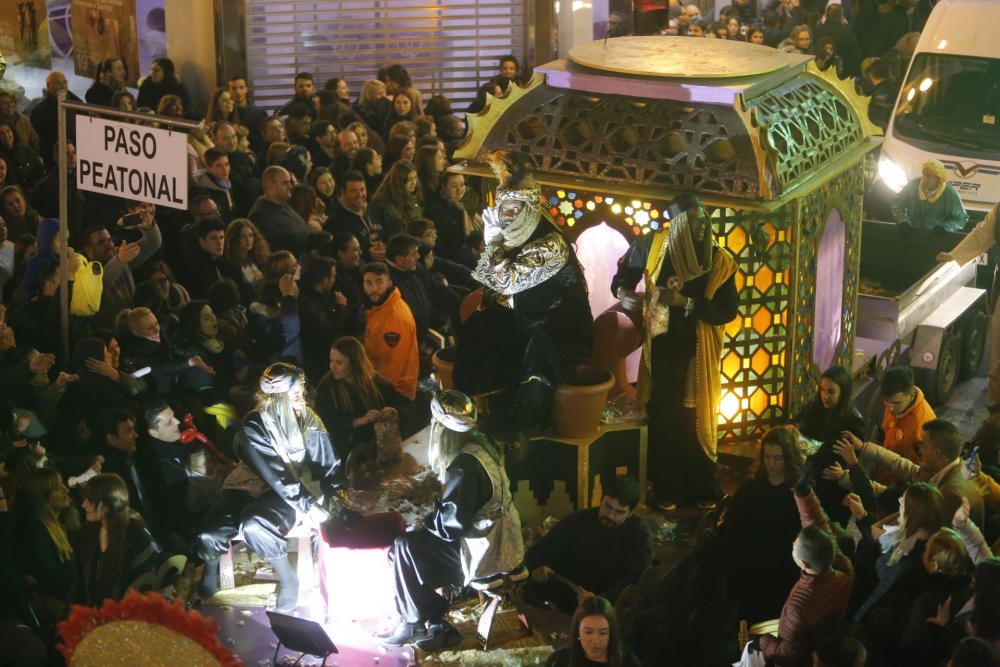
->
[58,100,201,129]
[57,90,69,364]
[53,100,198,363]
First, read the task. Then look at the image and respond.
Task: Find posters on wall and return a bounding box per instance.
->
[134,0,165,79]
[0,0,52,69]
[70,0,139,85]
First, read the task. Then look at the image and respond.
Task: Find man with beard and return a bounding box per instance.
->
[523,475,651,613]
[227,75,268,152]
[611,193,738,511]
[383,390,524,651]
[197,363,347,612]
[278,72,316,117]
[453,151,593,434]
[362,261,418,400]
[331,129,360,183]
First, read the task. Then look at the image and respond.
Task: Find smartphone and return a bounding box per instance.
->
[120,212,142,228]
[966,445,980,473]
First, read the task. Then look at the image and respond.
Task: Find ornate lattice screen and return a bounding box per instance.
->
[542,189,797,443]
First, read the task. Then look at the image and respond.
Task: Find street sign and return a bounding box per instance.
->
[75,116,188,209]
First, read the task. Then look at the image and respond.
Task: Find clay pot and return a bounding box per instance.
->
[431,346,457,390]
[552,365,615,438]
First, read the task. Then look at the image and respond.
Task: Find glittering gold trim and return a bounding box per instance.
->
[455,72,545,161]
[73,621,220,667]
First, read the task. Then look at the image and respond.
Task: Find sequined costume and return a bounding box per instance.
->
[454,153,592,430]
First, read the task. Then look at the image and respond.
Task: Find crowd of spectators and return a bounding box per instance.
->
[0,2,997,665]
[623,0,924,128]
[0,54,507,664]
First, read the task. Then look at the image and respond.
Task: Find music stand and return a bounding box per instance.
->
[265,611,338,666]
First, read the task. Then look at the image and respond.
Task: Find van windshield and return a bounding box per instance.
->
[892,53,1000,159]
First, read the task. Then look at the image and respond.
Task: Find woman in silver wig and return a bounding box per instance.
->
[196,362,347,612]
[384,390,524,651]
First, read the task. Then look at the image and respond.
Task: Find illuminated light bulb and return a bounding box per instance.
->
[906,88,915,101]
[918,78,933,92]
[611,204,622,214]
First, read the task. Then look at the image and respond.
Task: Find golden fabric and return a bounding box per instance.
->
[638,228,738,461]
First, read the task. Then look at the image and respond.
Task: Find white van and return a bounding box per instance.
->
[875,0,1000,217]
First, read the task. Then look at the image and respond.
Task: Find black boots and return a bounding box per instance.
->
[381,622,429,647]
[268,556,300,612]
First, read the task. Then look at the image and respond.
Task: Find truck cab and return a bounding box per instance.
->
[873,0,1000,219]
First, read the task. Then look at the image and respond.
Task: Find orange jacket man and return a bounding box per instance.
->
[362,262,418,400]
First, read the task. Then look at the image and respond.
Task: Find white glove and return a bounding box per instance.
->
[482,206,503,246]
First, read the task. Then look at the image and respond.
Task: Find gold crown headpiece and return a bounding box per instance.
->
[484,150,541,207]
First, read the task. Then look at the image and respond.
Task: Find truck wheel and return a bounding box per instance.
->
[921,332,962,405]
[960,309,988,380]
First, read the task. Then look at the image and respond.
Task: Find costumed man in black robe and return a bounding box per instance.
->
[382,390,524,651]
[453,151,592,432]
[611,194,738,510]
[196,362,347,612]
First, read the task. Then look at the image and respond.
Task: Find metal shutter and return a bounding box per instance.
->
[244,0,527,112]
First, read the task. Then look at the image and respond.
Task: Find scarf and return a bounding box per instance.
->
[918,159,948,204]
[639,224,737,461]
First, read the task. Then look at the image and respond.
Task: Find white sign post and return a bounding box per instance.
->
[75,116,189,210]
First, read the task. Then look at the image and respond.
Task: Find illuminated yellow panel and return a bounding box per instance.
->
[771,353,780,365]
[722,351,741,379]
[756,265,773,291]
[773,312,781,325]
[770,394,780,406]
[735,272,746,291]
[745,275,754,287]
[740,398,749,410]
[725,226,747,254]
[742,357,750,369]
[557,190,566,198]
[752,308,772,335]
[750,388,768,416]
[725,317,742,338]
[719,391,740,421]
[751,348,770,375]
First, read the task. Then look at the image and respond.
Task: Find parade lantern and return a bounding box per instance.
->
[453,37,882,450]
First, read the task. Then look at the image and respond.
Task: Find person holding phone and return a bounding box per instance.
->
[82,203,162,331]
